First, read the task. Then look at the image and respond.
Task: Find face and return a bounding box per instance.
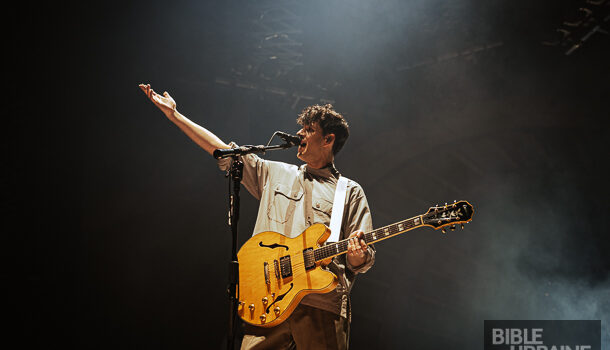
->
[296,122,334,167]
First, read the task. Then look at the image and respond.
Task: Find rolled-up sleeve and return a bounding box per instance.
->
[216,142,270,200]
[344,186,375,274]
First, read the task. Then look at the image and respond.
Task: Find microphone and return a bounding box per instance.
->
[276,131,301,147]
[213,147,244,159]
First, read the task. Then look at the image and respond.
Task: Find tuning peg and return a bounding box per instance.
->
[441,228,447,234]
[460,224,464,230]
[450,225,456,231]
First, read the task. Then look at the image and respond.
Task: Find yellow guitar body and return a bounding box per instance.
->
[236,223,337,328]
[235,200,475,328]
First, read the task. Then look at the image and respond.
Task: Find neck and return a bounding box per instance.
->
[306,154,334,169]
[311,215,425,262]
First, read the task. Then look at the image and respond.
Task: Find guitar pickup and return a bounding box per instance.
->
[302,248,315,270]
[279,255,292,278]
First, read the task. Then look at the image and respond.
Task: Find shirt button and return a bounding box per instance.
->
[315,203,320,208]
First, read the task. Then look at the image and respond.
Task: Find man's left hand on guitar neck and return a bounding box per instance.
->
[346,230,369,268]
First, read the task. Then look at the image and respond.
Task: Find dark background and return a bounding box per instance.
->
[10,0,609,349]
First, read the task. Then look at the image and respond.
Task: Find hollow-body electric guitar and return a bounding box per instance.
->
[236,200,474,327]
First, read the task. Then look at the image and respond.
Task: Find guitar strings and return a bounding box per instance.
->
[258,206,468,282]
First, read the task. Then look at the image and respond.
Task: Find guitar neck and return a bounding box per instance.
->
[312,215,425,262]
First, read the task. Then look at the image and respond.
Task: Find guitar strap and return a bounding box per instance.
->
[328,176,348,242]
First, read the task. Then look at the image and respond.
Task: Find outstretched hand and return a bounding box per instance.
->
[139,83,177,116]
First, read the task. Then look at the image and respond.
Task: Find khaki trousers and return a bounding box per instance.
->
[240,304,349,350]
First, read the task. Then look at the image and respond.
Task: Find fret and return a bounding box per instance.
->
[313,215,424,262]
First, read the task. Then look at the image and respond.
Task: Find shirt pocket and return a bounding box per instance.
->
[267,183,304,224]
[312,197,333,224]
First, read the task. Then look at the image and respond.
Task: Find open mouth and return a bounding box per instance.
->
[297,141,306,155]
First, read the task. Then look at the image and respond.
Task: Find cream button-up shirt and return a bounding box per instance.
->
[219,145,375,318]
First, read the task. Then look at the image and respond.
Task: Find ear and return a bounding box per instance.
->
[324,133,335,147]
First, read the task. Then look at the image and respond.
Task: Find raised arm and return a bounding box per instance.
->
[139,83,230,155]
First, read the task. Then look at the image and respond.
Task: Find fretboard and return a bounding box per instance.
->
[313,215,424,261]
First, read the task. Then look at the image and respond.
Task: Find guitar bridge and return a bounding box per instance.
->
[274,260,280,279]
[279,255,292,278]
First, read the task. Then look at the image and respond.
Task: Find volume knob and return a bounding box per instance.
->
[274,306,281,315]
[262,297,268,305]
[260,314,266,323]
[249,304,255,311]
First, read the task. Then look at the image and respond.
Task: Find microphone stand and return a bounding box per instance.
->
[219,142,294,350]
[214,143,293,160]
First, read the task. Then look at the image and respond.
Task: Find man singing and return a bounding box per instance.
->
[139,83,374,349]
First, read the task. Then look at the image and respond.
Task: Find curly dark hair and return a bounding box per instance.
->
[296,104,350,155]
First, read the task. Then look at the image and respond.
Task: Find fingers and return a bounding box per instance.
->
[348,231,367,247]
[347,231,366,255]
[164,91,176,104]
[138,84,148,96]
[138,83,156,100]
[348,230,363,239]
[139,83,150,97]
[359,238,368,251]
[347,236,365,257]
[347,239,355,256]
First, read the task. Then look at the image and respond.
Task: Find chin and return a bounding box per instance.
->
[296,148,307,162]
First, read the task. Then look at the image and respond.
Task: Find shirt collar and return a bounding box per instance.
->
[302,162,341,180]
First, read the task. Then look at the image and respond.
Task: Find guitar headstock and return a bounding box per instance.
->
[422,200,474,233]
